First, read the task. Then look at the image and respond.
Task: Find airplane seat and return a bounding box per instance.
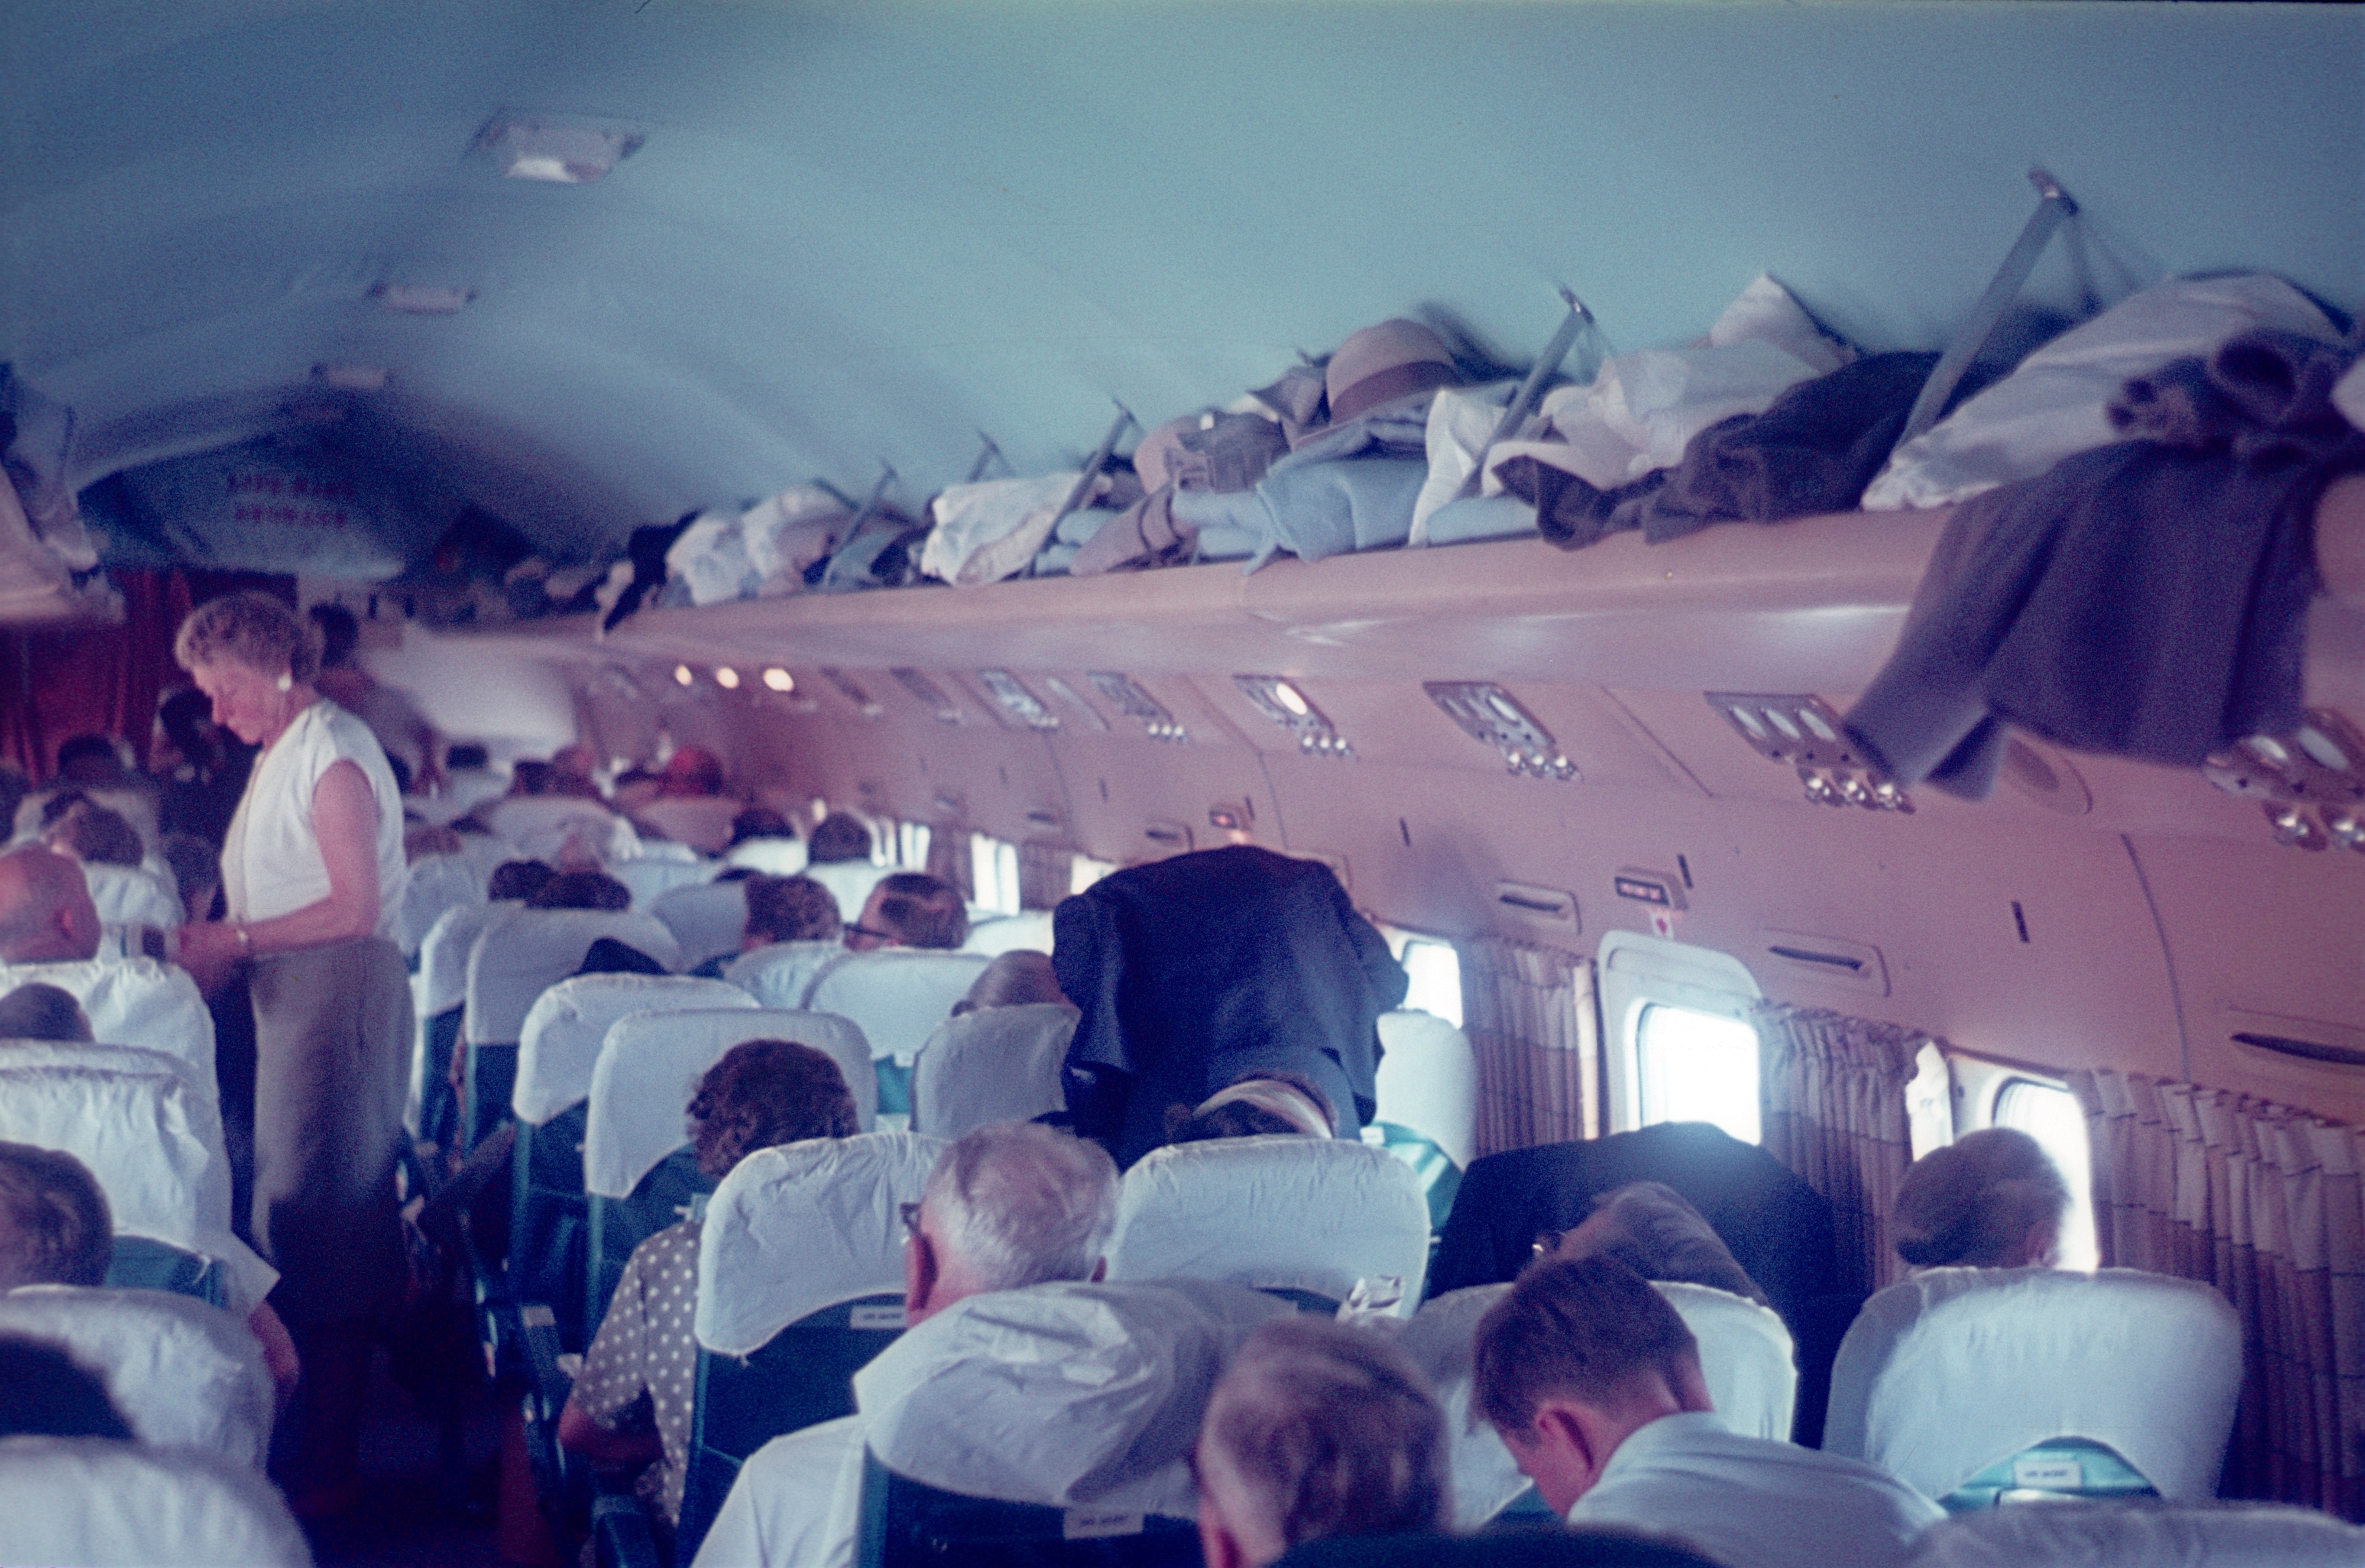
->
[397,850,486,960]
[854,1278,1294,1568]
[961,909,1055,955]
[80,861,183,929]
[462,906,683,1148]
[1271,1530,1731,1567]
[722,834,809,875]
[0,955,216,1086]
[1398,1278,1798,1533]
[1104,1135,1432,1313]
[630,796,742,857]
[1427,1122,1842,1329]
[484,796,642,865]
[607,853,717,911]
[583,1007,874,1340]
[678,1129,947,1563]
[652,877,753,973]
[1372,1010,1478,1229]
[1823,1266,2243,1508]
[0,1285,274,1467]
[510,975,758,1350]
[0,1437,311,1568]
[908,1002,1076,1139]
[804,949,993,1121]
[410,898,519,1142]
[721,939,844,1012]
[104,1233,228,1307]
[1901,1499,2365,1565]
[803,860,893,925]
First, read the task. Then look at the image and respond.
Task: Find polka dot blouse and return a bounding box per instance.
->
[576,1217,703,1523]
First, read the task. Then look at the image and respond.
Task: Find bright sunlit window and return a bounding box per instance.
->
[970,834,1022,917]
[893,820,929,870]
[1636,1004,1761,1145]
[1398,938,1463,1029]
[1993,1078,2100,1271]
[1069,855,1117,896]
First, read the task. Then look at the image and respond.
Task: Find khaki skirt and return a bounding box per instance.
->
[248,935,412,1327]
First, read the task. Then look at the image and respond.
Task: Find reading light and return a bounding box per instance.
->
[374,283,474,315]
[762,668,795,693]
[713,666,740,690]
[1272,682,1310,717]
[891,668,963,725]
[977,669,1060,731]
[673,665,695,687]
[1235,676,1351,759]
[479,118,644,184]
[820,668,885,718]
[312,362,388,391]
[1706,691,1910,813]
[1090,672,1187,743]
[1426,682,1577,782]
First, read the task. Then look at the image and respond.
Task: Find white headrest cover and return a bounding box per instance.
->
[0,1286,274,1468]
[1827,1266,2243,1502]
[607,855,717,911]
[0,1041,230,1242]
[465,906,685,1045]
[1374,1010,1479,1171]
[1105,1136,1431,1311]
[514,974,757,1125]
[81,863,183,929]
[804,950,992,1062]
[0,957,215,1085]
[802,860,890,924]
[1395,1284,1526,1529]
[584,1007,874,1198]
[856,1278,1292,1512]
[1656,1280,1796,1442]
[961,911,1054,955]
[397,852,485,957]
[0,1436,311,1567]
[652,879,751,970]
[418,900,515,1018]
[695,1129,946,1355]
[723,837,809,875]
[1903,1499,2365,1566]
[486,796,639,864]
[721,941,842,1012]
[910,1003,1077,1139]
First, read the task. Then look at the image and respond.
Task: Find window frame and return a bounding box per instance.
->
[1935,1048,2101,1271]
[1595,932,1763,1138]
[1375,922,1464,1030]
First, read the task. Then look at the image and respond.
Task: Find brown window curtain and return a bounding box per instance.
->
[2069,1069,2363,1521]
[925,825,973,901]
[1457,936,1595,1158]
[1755,1004,1930,1298]
[1017,841,1073,911]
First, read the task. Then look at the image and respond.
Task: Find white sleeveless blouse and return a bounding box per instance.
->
[221,700,408,938]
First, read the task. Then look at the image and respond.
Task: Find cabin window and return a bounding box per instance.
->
[1991,1077,2100,1271]
[969,834,1022,918]
[892,820,930,870]
[1068,854,1118,896]
[1634,1004,1761,1145]
[1397,938,1463,1029]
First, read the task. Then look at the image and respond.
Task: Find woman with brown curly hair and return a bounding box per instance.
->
[556,1038,858,1535]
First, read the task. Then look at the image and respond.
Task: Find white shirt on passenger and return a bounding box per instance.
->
[221,700,406,938]
[691,1415,863,1568]
[1568,1411,1942,1568]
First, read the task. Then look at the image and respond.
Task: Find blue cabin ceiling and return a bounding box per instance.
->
[2,0,2360,572]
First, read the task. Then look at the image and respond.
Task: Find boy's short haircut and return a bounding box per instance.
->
[1473,1254,1698,1436]
[0,1142,113,1290]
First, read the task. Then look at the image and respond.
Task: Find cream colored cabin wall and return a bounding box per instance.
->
[662,662,2360,1128]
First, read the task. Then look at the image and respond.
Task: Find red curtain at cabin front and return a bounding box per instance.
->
[0,569,290,781]
[1755,1003,1927,1298]
[2069,1069,2365,1521]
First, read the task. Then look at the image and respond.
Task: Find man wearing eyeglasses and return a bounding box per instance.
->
[691,1122,1118,1568]
[842,872,967,953]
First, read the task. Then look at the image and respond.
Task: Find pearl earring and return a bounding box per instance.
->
[276,672,293,693]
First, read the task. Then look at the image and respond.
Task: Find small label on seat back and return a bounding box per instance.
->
[1062,1508,1144,1540]
[2011,1454,2085,1491]
[848,1304,908,1330]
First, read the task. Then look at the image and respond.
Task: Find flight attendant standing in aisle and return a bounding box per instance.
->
[171,591,413,1520]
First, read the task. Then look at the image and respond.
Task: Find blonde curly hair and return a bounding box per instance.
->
[173,591,320,682]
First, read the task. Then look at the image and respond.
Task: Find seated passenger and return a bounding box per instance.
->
[1193,1317,1448,1568]
[658,745,725,798]
[0,1139,302,1410]
[558,1039,861,1532]
[43,805,142,869]
[0,845,102,965]
[0,982,93,1041]
[694,1120,1120,1568]
[729,808,796,847]
[1543,1181,1772,1307]
[950,950,1067,1016]
[1891,1128,2068,1271]
[0,1336,135,1440]
[806,812,874,865]
[741,873,842,951]
[486,858,556,904]
[1167,1070,1337,1144]
[1473,1256,1940,1568]
[525,869,631,912]
[847,872,967,952]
